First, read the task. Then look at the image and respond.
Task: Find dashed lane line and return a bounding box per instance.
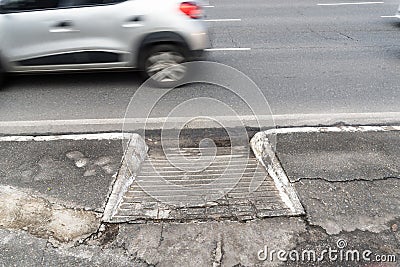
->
[318,1,384,6]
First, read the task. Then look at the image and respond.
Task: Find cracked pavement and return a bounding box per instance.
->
[0,129,399,266]
[276,131,400,238]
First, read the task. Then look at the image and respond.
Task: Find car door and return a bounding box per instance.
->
[0,0,69,70]
[0,0,146,71]
[60,0,142,69]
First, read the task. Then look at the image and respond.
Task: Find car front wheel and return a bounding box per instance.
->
[141,44,187,88]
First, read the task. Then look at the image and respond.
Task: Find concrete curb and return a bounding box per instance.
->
[1,112,400,136]
[0,133,125,142]
[102,134,148,222]
[250,132,305,215]
[266,125,400,134]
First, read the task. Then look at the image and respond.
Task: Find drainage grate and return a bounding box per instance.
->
[103,136,301,223]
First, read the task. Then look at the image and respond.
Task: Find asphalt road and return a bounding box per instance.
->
[1,0,400,134]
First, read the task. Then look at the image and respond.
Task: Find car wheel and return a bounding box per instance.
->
[141,44,187,88]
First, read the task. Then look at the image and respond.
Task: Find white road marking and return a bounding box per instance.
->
[205,48,251,51]
[381,15,397,18]
[204,19,242,22]
[318,1,384,6]
[203,5,214,8]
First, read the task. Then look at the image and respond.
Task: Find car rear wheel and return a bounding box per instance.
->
[141,44,187,88]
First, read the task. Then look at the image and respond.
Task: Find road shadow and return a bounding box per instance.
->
[3,70,143,90]
[383,20,400,29]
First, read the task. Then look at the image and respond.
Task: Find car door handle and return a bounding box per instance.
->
[54,20,73,27]
[122,16,144,28]
[49,20,80,33]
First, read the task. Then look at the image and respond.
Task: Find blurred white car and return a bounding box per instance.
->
[0,0,209,87]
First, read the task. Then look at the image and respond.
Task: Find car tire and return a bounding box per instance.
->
[140,44,187,88]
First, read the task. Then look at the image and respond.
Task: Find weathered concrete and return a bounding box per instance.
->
[0,185,100,243]
[275,131,400,182]
[0,228,146,267]
[294,178,400,235]
[0,139,123,211]
[0,129,399,266]
[111,218,306,267]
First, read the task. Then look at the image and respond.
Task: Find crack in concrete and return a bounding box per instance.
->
[337,32,357,41]
[298,195,400,237]
[298,214,330,236]
[102,230,157,267]
[80,223,120,247]
[212,235,224,267]
[292,176,400,184]
[158,223,164,248]
[299,214,400,238]
[40,240,48,266]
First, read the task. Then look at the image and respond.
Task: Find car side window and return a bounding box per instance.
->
[0,0,125,11]
[59,0,126,8]
[0,0,59,12]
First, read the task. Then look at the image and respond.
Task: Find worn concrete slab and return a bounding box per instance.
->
[295,178,400,235]
[1,215,399,266]
[0,228,47,267]
[275,131,400,182]
[0,139,123,211]
[286,220,399,267]
[41,245,141,267]
[0,228,146,267]
[111,218,306,267]
[0,218,308,267]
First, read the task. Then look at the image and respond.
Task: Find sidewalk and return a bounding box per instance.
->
[0,127,398,266]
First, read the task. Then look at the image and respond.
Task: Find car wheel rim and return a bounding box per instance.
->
[146,52,186,83]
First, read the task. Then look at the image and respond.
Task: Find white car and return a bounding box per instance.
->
[0,0,209,87]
